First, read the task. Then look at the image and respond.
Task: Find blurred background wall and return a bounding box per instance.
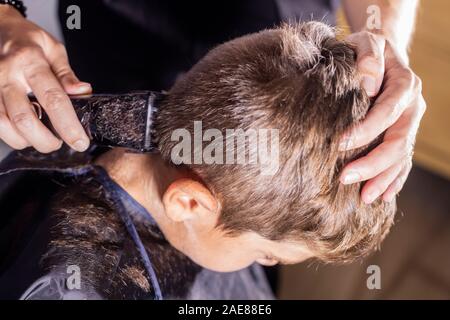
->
[409,0,450,179]
[24,0,62,40]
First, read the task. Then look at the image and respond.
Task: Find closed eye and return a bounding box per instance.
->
[257,253,299,266]
[256,257,279,266]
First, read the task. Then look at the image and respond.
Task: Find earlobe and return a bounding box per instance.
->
[162,179,219,224]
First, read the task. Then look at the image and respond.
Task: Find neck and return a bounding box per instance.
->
[95,148,187,241]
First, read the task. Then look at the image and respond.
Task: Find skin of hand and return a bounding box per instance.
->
[0,5,91,153]
[340,30,426,204]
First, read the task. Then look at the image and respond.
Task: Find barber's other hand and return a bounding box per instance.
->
[0,5,91,153]
[340,31,426,204]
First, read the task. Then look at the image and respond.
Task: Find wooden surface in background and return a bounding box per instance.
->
[338,1,450,179]
[409,0,450,179]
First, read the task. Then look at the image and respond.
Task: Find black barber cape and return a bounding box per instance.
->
[0,147,273,299]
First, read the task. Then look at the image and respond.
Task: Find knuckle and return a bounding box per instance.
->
[418,96,427,114]
[10,46,43,61]
[399,168,411,188]
[0,83,14,92]
[360,30,371,37]
[42,88,66,111]
[405,157,413,169]
[0,61,6,75]
[25,66,45,82]
[12,112,35,130]
[383,102,402,125]
[54,42,67,55]
[367,32,383,47]
[27,29,47,42]
[0,83,14,93]
[414,75,423,93]
[54,66,74,80]
[361,30,377,42]
[2,47,44,75]
[8,47,28,60]
[400,67,415,85]
[360,53,382,67]
[395,138,413,158]
[394,177,404,192]
[363,30,373,37]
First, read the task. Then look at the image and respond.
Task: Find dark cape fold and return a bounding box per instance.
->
[0,147,273,300]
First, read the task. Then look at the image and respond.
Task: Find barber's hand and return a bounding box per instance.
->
[0,6,91,153]
[340,31,426,204]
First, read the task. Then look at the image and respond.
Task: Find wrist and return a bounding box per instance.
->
[0,3,24,20]
[0,0,26,17]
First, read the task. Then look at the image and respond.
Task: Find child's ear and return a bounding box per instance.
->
[162,178,219,227]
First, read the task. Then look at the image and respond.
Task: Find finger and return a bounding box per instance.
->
[382,160,412,202]
[340,80,413,151]
[47,43,92,95]
[340,53,418,152]
[347,32,385,96]
[0,95,30,149]
[360,162,403,204]
[340,108,413,184]
[24,64,90,152]
[3,84,62,153]
[340,138,405,184]
[340,95,423,185]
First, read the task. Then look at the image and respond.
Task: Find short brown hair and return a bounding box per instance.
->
[155,22,396,263]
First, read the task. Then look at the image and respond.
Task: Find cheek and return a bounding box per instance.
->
[207,246,256,272]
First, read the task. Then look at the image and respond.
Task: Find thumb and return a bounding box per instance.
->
[48,43,92,95]
[347,32,386,97]
[58,69,92,95]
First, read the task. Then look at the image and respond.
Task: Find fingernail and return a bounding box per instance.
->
[383,192,396,203]
[73,139,89,152]
[364,189,380,204]
[362,76,376,96]
[73,83,92,94]
[339,137,353,151]
[341,171,362,184]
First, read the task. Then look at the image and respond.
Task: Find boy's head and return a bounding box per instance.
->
[154,22,396,272]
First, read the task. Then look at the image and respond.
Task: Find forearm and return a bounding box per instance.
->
[342,0,419,60]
